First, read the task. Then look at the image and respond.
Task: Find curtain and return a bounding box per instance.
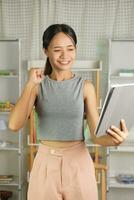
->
[0,0,40,60]
[1,0,134,59]
[0,0,134,96]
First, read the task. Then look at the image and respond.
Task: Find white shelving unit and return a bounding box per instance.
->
[107,144,134,200]
[107,39,134,200]
[0,40,27,200]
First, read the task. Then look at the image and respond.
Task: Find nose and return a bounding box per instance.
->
[60,50,68,59]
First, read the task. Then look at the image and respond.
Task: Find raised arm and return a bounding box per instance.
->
[84,80,128,146]
[8,68,44,132]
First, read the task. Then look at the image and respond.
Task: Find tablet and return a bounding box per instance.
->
[95,83,134,137]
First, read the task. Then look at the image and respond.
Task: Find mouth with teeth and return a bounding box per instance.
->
[58,60,71,65]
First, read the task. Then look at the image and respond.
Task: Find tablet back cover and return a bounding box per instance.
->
[96,84,134,137]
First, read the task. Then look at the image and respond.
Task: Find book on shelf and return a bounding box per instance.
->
[0,101,14,112]
[116,174,134,184]
[0,69,16,76]
[0,175,14,183]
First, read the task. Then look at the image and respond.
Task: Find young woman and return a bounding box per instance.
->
[8,24,128,200]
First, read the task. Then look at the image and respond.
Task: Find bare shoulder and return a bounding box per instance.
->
[83,80,96,100]
[84,79,94,89]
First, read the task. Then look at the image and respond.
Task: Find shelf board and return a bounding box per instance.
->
[0,111,10,115]
[111,76,134,81]
[109,145,134,153]
[72,68,101,72]
[0,143,19,151]
[109,177,134,188]
[0,75,19,78]
[85,140,101,147]
[27,143,39,146]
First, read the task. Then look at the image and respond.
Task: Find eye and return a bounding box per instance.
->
[68,48,75,51]
[53,49,60,52]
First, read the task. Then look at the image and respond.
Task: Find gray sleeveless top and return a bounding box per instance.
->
[35,75,85,141]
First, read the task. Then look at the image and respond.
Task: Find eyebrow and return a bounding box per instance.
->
[53,45,75,49]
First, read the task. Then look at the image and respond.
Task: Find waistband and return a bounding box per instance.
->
[37,141,86,156]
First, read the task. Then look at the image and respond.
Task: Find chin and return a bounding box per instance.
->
[60,66,72,71]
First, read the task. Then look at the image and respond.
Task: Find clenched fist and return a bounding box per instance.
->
[28,68,45,85]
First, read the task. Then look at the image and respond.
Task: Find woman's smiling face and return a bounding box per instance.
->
[45,32,76,72]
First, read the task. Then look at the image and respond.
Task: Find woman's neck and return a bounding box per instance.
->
[49,71,74,81]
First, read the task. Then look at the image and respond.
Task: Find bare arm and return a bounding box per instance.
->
[84,80,128,146]
[8,68,44,132]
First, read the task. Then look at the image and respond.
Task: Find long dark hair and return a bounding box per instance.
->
[42,24,77,75]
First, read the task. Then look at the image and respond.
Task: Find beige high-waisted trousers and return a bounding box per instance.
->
[27,141,98,200]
